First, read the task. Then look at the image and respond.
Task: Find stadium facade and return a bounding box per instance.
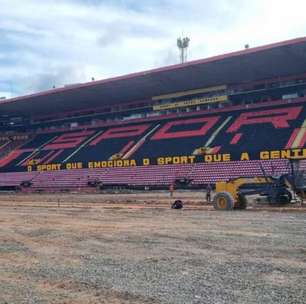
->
[0,37,306,191]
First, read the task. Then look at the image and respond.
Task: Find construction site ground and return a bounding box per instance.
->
[0,191,306,304]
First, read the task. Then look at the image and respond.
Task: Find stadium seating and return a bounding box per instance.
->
[0,158,304,191]
[0,136,30,159]
[0,98,305,191]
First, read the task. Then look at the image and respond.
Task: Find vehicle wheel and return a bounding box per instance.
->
[276,189,292,205]
[235,194,247,210]
[213,192,234,210]
[268,189,292,205]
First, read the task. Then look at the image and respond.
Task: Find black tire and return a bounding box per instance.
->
[276,189,292,205]
[235,194,247,210]
[268,189,292,205]
[213,192,234,210]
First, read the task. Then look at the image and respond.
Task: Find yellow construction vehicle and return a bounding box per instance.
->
[213,160,306,210]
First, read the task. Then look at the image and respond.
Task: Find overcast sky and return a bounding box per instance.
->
[0,0,305,98]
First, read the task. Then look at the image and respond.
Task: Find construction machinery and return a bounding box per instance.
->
[213,159,306,210]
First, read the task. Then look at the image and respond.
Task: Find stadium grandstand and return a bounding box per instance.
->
[1,37,306,192]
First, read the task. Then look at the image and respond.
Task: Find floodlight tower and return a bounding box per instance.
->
[177,36,190,64]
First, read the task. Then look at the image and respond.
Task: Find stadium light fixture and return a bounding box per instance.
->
[177,36,190,64]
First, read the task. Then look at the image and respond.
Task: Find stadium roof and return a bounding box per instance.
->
[2,36,306,117]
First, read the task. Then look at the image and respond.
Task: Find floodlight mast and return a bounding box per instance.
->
[177,37,190,64]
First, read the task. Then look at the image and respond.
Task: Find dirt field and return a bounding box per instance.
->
[0,192,306,304]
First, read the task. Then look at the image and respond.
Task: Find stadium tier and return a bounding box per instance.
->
[1,37,306,191]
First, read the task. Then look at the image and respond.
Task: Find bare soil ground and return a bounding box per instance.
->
[0,192,306,304]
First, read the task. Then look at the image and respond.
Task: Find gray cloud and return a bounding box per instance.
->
[19,66,86,93]
[97,22,166,48]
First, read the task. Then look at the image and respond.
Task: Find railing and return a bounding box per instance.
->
[24,96,306,135]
